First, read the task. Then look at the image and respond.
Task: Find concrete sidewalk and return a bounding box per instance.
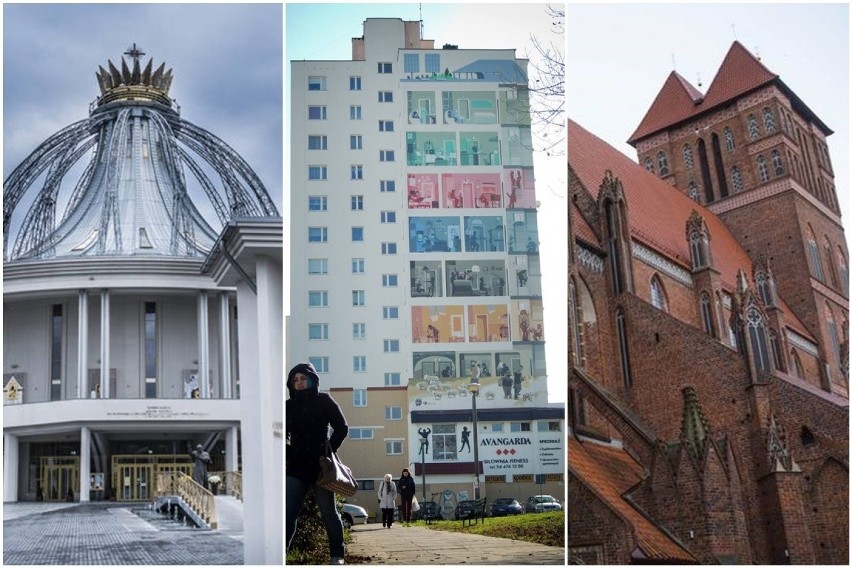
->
[347,523,564,565]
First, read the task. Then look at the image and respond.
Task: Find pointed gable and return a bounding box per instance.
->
[700,41,777,110]
[628,71,704,144]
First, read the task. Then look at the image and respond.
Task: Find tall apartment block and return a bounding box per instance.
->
[289,18,563,512]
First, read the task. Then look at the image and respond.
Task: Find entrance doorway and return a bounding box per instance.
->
[39,457,79,502]
[111,455,194,501]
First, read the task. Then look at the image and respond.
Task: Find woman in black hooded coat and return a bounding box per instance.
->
[286,362,349,564]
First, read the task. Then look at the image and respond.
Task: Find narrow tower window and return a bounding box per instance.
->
[616,309,632,387]
[50,304,63,401]
[748,114,760,141]
[747,306,771,372]
[683,144,694,169]
[145,302,157,398]
[724,127,735,152]
[763,107,776,134]
[657,151,669,176]
[771,150,784,176]
[731,166,743,193]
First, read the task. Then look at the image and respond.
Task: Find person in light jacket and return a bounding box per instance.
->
[378,473,398,529]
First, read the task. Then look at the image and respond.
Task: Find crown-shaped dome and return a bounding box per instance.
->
[95,44,173,108]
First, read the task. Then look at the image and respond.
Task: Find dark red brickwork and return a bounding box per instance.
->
[567,473,636,564]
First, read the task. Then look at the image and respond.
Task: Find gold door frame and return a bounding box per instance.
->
[110,455,194,502]
[39,457,80,502]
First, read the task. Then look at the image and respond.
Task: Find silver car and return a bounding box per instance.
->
[341,503,369,528]
[524,495,562,513]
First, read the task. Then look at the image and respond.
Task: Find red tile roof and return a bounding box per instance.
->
[569,437,697,563]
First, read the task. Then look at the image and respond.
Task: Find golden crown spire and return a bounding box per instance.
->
[94,44,173,108]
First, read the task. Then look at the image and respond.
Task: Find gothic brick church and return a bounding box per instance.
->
[567,42,848,564]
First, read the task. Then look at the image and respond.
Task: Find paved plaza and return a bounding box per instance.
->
[3,500,244,565]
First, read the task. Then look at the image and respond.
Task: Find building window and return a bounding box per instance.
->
[381,242,397,255]
[308,76,326,91]
[352,388,372,406]
[309,356,329,373]
[689,228,711,270]
[308,227,328,242]
[350,107,363,121]
[386,440,403,455]
[351,165,363,180]
[616,308,632,387]
[385,406,403,420]
[308,258,328,275]
[352,290,365,306]
[433,424,457,461]
[351,258,365,274]
[384,373,401,386]
[731,166,743,193]
[683,144,694,169]
[144,302,157,398]
[824,238,839,287]
[491,423,504,432]
[378,62,392,74]
[382,274,398,287]
[349,428,373,440]
[837,248,849,291]
[380,150,395,162]
[569,278,584,367]
[379,120,394,132]
[309,323,329,340]
[807,227,824,281]
[537,421,562,432]
[383,339,400,352]
[724,127,735,152]
[383,306,399,319]
[308,106,327,120]
[349,76,362,91]
[354,357,367,373]
[757,156,769,182]
[747,114,760,140]
[688,181,699,201]
[747,306,771,371]
[404,53,419,73]
[643,157,654,173]
[308,291,329,307]
[353,323,366,339]
[790,350,804,378]
[351,227,364,242]
[380,211,397,223]
[755,269,776,308]
[350,135,363,150]
[308,135,328,150]
[769,330,785,372]
[308,166,328,181]
[351,195,364,210]
[827,306,842,370]
[425,53,440,74]
[771,150,784,176]
[380,180,396,192]
[50,304,63,401]
[700,292,716,338]
[378,91,393,103]
[763,107,776,134]
[510,422,531,432]
[657,151,669,176]
[649,276,667,311]
[308,196,328,211]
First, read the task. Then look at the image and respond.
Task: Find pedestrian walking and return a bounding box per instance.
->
[378,473,398,529]
[397,468,416,526]
[285,362,349,565]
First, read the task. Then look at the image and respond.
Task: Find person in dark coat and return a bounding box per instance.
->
[286,362,349,565]
[397,468,416,526]
[190,444,212,488]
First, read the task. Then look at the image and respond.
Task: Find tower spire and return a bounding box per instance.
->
[124,43,145,64]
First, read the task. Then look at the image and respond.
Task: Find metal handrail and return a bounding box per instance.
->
[154,471,218,529]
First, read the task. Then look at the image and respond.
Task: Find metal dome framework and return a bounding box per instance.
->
[3,46,279,262]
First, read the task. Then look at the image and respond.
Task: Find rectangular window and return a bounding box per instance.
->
[383,339,400,352]
[351,258,365,274]
[425,54,440,74]
[378,62,393,74]
[308,166,328,180]
[352,290,365,306]
[350,105,362,120]
[349,76,362,91]
[510,422,532,432]
[50,304,63,401]
[379,120,394,132]
[350,427,373,439]
[308,323,329,340]
[385,406,402,420]
[308,76,326,91]
[384,372,401,386]
[352,227,364,242]
[350,135,363,150]
[382,274,398,287]
[144,302,157,398]
[381,242,397,255]
[537,421,562,432]
[308,105,327,120]
[354,357,367,373]
[378,91,393,103]
[308,227,328,242]
[386,440,403,455]
[353,323,366,339]
[308,135,328,150]
[404,53,420,73]
[308,258,328,275]
[382,306,399,319]
[308,196,328,211]
[491,423,504,432]
[380,150,395,162]
[433,423,457,461]
[308,291,328,307]
[380,211,397,223]
[351,165,363,180]
[380,180,396,193]
[309,356,329,373]
[351,195,364,210]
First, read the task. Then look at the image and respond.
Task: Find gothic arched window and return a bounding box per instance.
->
[700,291,716,338]
[823,237,839,287]
[757,156,769,182]
[569,278,585,367]
[826,304,842,370]
[790,349,804,378]
[644,157,654,173]
[771,150,784,176]
[748,114,760,141]
[807,226,825,281]
[837,247,848,292]
[747,305,771,371]
[731,166,744,193]
[689,226,711,270]
[657,151,669,176]
[616,308,632,387]
[755,267,776,308]
[683,144,694,169]
[650,276,667,311]
[688,181,699,202]
[763,107,776,134]
[724,127,736,153]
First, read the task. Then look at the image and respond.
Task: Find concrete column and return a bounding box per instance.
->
[4,433,19,502]
[100,289,110,399]
[238,255,283,565]
[226,426,239,473]
[77,290,89,399]
[219,292,233,399]
[79,427,91,502]
[198,291,210,398]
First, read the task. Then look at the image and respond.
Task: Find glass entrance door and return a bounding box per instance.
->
[39,457,80,502]
[116,464,153,501]
[111,455,195,501]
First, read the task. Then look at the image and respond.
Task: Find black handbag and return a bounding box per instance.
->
[316,441,357,497]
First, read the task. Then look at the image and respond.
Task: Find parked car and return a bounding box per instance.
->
[341,503,368,528]
[524,495,562,513]
[454,499,480,520]
[488,497,523,517]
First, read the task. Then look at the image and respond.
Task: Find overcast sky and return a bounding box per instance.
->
[286,2,569,403]
[3,3,283,213]
[567,3,850,221]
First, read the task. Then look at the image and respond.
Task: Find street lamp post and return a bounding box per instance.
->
[468,381,481,499]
